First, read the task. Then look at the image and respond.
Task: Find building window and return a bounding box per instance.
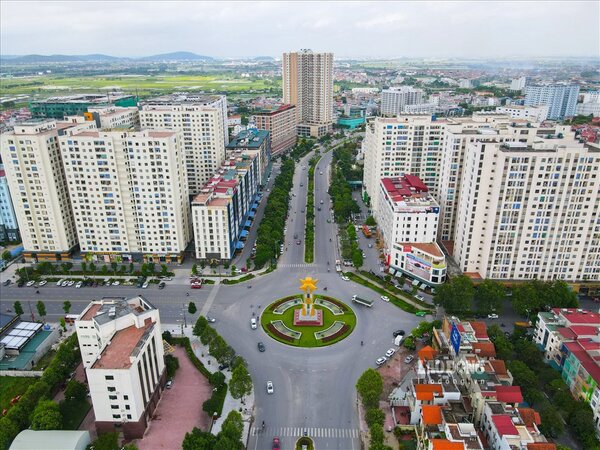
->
[109,395,117,400]
[123,395,129,400]
[108,387,116,392]
[111,405,119,409]
[105,375,114,380]
[112,414,121,419]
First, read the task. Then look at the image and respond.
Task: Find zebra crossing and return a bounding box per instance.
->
[251,427,360,439]
[278,263,315,268]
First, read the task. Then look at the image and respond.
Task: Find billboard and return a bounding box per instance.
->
[405,253,433,282]
[450,323,461,355]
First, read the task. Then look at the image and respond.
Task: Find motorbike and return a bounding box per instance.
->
[324,287,328,291]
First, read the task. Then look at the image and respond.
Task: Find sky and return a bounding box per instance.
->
[1,1,598,59]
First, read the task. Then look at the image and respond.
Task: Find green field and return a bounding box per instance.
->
[0,73,282,99]
[0,376,38,411]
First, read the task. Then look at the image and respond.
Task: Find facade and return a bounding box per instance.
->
[376,175,445,286]
[509,77,527,92]
[0,165,20,242]
[577,102,600,118]
[0,118,96,260]
[84,106,140,129]
[59,129,190,263]
[380,87,425,117]
[453,136,600,281]
[525,84,580,120]
[404,103,437,115]
[75,297,165,439]
[139,94,228,195]
[495,105,549,122]
[192,150,260,261]
[226,129,271,185]
[282,49,334,138]
[253,104,297,155]
[30,94,137,119]
[362,115,446,211]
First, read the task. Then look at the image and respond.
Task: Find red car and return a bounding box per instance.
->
[272,437,280,449]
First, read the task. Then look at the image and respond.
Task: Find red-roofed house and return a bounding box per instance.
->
[471,342,497,358]
[429,439,466,450]
[495,386,523,404]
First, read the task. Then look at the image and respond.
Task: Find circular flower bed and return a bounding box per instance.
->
[261,295,356,348]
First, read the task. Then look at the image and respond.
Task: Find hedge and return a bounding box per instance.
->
[322,324,349,343]
[267,323,295,342]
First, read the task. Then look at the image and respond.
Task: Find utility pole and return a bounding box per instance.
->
[28,300,34,321]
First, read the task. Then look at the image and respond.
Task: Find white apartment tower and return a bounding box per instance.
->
[59,129,191,262]
[454,135,600,281]
[380,87,425,117]
[524,84,580,121]
[283,49,334,138]
[76,296,165,439]
[0,118,95,260]
[139,94,228,195]
[362,115,445,211]
[85,106,140,129]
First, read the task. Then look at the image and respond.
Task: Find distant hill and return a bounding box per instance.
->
[1,52,215,64]
[252,56,276,62]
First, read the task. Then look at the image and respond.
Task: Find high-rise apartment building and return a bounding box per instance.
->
[30,94,137,119]
[253,104,297,155]
[509,77,527,92]
[380,87,425,116]
[192,150,260,261]
[84,106,140,129]
[282,49,333,138]
[0,164,20,242]
[495,105,549,122]
[524,84,580,120]
[59,129,190,262]
[0,118,95,260]
[76,296,165,439]
[227,129,271,186]
[139,94,228,195]
[362,115,446,211]
[454,135,600,281]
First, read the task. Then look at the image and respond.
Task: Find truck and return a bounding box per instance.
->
[352,295,374,308]
[362,225,372,238]
[335,259,342,272]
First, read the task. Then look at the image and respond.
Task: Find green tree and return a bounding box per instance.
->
[2,250,11,262]
[161,264,169,276]
[60,317,66,331]
[369,423,384,446]
[365,216,376,226]
[64,379,87,401]
[13,300,24,316]
[36,301,46,322]
[356,368,383,410]
[209,371,226,388]
[89,432,120,450]
[352,247,363,268]
[101,265,109,275]
[110,262,118,275]
[147,262,156,274]
[81,262,87,273]
[193,316,209,337]
[365,408,385,428]
[218,410,244,444]
[229,364,253,400]
[192,263,198,275]
[122,444,139,450]
[62,300,72,314]
[61,262,73,274]
[182,427,216,450]
[474,280,505,314]
[89,262,96,273]
[188,302,197,314]
[165,354,179,378]
[30,399,62,430]
[200,325,218,347]
[209,335,235,365]
[487,325,514,360]
[507,360,537,387]
[129,262,134,273]
[0,417,20,450]
[435,275,474,313]
[231,265,237,276]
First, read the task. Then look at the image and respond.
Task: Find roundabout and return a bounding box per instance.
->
[260,277,356,347]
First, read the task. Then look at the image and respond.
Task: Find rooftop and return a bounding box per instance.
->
[253,103,295,115]
[140,93,223,106]
[92,318,154,370]
[422,405,443,425]
[32,93,133,104]
[495,386,523,404]
[381,175,439,211]
[552,308,600,325]
[415,383,443,401]
[79,297,155,325]
[564,340,600,383]
[227,129,270,150]
[492,415,519,437]
[431,439,465,450]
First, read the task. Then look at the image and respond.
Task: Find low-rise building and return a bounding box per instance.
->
[253,104,297,155]
[75,296,165,439]
[30,94,137,119]
[495,105,549,122]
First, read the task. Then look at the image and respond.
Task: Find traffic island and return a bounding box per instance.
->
[296,436,315,450]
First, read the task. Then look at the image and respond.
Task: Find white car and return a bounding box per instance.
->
[61,280,69,287]
[487,314,499,319]
[404,355,415,364]
[142,281,149,289]
[56,279,64,286]
[385,348,396,358]
[38,280,47,287]
[67,280,75,287]
[112,281,120,286]
[251,318,257,329]
[266,381,274,394]
[415,294,425,301]
[380,295,390,302]
[26,280,35,287]
[341,276,350,281]
[75,281,83,288]
[376,357,387,366]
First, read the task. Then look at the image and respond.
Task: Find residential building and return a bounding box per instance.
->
[139,94,228,195]
[582,91,600,104]
[226,129,271,185]
[362,115,446,210]
[403,103,437,115]
[59,129,190,263]
[453,135,600,281]
[510,77,528,92]
[75,296,165,439]
[0,164,19,242]
[577,102,600,118]
[253,104,297,155]
[0,118,96,260]
[380,87,425,116]
[30,94,137,119]
[525,84,580,120]
[192,150,260,261]
[376,175,446,286]
[283,49,334,137]
[84,106,140,129]
[495,105,549,122]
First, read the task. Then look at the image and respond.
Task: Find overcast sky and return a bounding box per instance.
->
[1,1,598,59]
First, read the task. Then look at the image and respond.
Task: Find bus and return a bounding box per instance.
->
[362,225,372,238]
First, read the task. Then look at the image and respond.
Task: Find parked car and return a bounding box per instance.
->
[380,295,390,302]
[488,314,499,319]
[393,330,406,337]
[376,357,387,366]
[415,311,427,317]
[67,280,75,287]
[205,316,216,323]
[251,318,257,329]
[415,294,425,301]
[258,342,265,352]
[75,281,83,288]
[296,240,301,245]
[272,437,280,450]
[17,280,24,287]
[112,281,120,286]
[166,379,173,389]
[26,280,35,287]
[266,381,274,394]
[385,348,396,358]
[2,280,11,286]
[218,363,229,371]
[294,233,298,239]
[158,282,166,290]
[404,355,415,364]
[38,280,47,287]
[142,281,149,289]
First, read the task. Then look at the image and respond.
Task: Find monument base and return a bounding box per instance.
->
[293,309,323,326]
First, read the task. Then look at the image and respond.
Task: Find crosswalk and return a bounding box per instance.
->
[251,427,360,439]
[278,263,315,268]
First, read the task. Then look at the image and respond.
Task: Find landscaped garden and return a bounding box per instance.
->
[260,294,356,347]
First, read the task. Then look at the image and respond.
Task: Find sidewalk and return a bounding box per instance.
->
[351,272,431,311]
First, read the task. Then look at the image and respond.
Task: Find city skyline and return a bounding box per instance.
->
[1,1,599,59]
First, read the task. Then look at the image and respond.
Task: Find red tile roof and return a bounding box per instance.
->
[489,360,508,376]
[492,415,519,436]
[495,386,523,404]
[518,408,541,427]
[527,444,556,450]
[564,340,600,384]
[415,384,443,401]
[418,345,437,362]
[422,405,443,425]
[431,439,465,450]
[469,321,489,339]
[471,342,496,358]
[410,242,444,258]
[552,308,600,325]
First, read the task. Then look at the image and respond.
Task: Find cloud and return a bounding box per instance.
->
[357,13,406,30]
